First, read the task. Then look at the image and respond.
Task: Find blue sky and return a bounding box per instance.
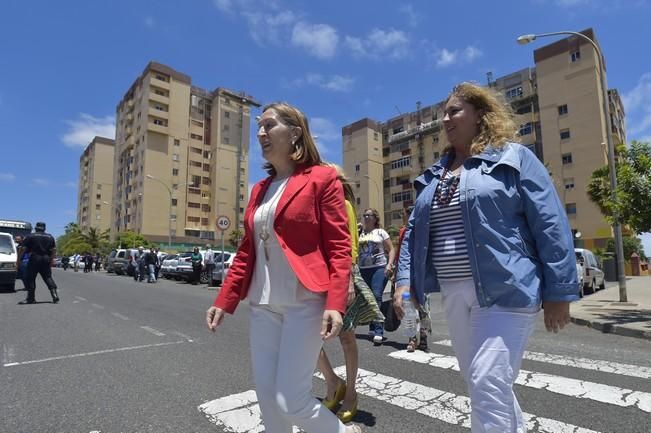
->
[1,0,650,253]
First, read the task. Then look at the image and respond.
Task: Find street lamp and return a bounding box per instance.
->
[363,174,381,210]
[517,30,627,301]
[146,174,173,248]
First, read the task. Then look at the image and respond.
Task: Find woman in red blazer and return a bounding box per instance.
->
[206,102,361,433]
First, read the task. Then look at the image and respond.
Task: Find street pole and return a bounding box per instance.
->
[364,174,381,209]
[517,30,627,302]
[146,175,173,250]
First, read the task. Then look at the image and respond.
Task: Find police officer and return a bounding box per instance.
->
[19,221,59,304]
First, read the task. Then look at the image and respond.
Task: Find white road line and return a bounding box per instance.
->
[198,390,303,433]
[326,367,601,433]
[75,296,87,301]
[90,303,104,310]
[3,341,185,367]
[140,326,166,337]
[389,350,651,413]
[171,331,194,342]
[432,340,651,379]
[110,312,129,320]
[2,344,15,365]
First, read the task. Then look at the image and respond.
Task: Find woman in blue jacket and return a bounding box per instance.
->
[394,82,578,433]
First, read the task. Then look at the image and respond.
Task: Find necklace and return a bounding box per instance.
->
[434,165,460,206]
[258,178,288,260]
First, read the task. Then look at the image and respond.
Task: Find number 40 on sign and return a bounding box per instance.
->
[216,216,231,231]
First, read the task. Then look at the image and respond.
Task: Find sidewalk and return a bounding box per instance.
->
[570,275,651,340]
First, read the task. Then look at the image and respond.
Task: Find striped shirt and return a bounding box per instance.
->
[429,172,473,281]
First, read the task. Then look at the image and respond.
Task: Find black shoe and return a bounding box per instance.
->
[50,289,60,304]
[19,299,36,305]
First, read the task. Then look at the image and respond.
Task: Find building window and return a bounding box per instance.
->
[564,178,575,190]
[191,133,203,141]
[155,73,169,82]
[558,104,568,116]
[391,156,411,170]
[223,124,230,131]
[505,86,523,99]
[356,197,361,206]
[96,204,101,210]
[171,199,177,206]
[203,163,211,172]
[152,118,166,126]
[97,184,102,190]
[96,194,101,199]
[191,147,202,154]
[172,168,179,176]
[191,120,204,127]
[172,154,179,161]
[566,203,577,215]
[190,160,202,167]
[355,164,360,173]
[562,153,573,165]
[174,139,180,146]
[201,218,209,226]
[188,202,201,209]
[201,204,211,212]
[560,129,571,140]
[570,50,581,62]
[519,123,533,136]
[222,137,230,144]
[202,177,211,185]
[434,152,440,160]
[187,216,200,223]
[373,132,379,141]
[392,191,412,203]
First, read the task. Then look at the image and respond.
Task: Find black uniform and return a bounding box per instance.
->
[21,231,59,304]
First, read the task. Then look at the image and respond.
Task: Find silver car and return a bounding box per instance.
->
[575,248,605,294]
[210,252,235,286]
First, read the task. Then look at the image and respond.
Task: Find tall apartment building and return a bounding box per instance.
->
[110,62,260,247]
[343,28,625,250]
[77,136,115,233]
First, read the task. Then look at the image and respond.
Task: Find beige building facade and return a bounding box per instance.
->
[110,62,260,248]
[77,136,115,233]
[343,28,624,249]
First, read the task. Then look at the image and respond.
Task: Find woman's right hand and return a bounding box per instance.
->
[206,306,225,332]
[392,285,411,320]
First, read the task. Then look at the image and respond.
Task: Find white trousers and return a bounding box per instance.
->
[249,300,347,433]
[440,279,539,433]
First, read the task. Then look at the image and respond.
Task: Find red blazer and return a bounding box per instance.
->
[213,164,351,314]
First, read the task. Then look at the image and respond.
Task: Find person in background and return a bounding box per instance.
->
[18,222,59,304]
[134,246,146,282]
[95,252,101,272]
[358,208,395,345]
[206,102,361,433]
[394,82,578,432]
[316,164,384,423]
[145,248,157,283]
[204,244,215,286]
[190,247,203,285]
[14,235,28,290]
[394,206,430,353]
[154,247,162,280]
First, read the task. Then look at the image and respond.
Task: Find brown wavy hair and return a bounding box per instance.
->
[323,163,356,207]
[445,82,519,156]
[260,102,322,175]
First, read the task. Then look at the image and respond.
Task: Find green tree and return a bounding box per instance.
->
[606,236,648,262]
[228,229,243,249]
[113,231,153,250]
[79,227,110,251]
[587,140,651,233]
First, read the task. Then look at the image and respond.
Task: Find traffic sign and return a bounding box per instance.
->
[216,215,231,231]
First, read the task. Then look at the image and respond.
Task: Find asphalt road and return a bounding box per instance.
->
[1,269,650,433]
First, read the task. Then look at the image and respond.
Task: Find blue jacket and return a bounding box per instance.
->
[395,142,579,308]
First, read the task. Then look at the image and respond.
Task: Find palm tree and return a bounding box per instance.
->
[79,227,110,250]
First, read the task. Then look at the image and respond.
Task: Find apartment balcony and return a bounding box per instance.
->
[127,99,135,110]
[126,113,134,123]
[149,92,168,105]
[388,120,442,143]
[151,77,170,90]
[148,122,168,134]
[148,107,169,119]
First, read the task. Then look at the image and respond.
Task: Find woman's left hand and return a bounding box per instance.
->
[542,301,570,333]
[321,309,343,340]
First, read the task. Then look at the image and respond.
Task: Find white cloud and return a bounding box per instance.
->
[213,0,234,13]
[144,16,155,28]
[244,10,296,45]
[434,45,483,68]
[345,28,409,60]
[0,172,15,182]
[622,73,651,140]
[61,113,115,148]
[291,22,339,59]
[291,73,354,92]
[399,4,420,27]
[32,178,50,186]
[310,117,340,156]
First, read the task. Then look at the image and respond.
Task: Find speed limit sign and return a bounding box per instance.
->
[216,215,231,231]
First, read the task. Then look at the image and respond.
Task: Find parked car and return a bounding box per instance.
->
[111,249,139,276]
[575,248,605,294]
[0,232,17,291]
[175,251,207,283]
[160,254,179,279]
[210,252,235,286]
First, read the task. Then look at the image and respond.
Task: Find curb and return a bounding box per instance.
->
[570,316,651,341]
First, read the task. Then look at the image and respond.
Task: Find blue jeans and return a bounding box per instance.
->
[360,266,386,337]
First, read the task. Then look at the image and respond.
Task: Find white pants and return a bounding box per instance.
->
[249,300,347,433]
[440,279,539,433]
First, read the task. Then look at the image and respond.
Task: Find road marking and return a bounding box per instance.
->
[91,303,104,309]
[432,340,651,379]
[140,326,166,336]
[171,331,194,342]
[199,390,303,433]
[2,344,15,365]
[389,350,651,413]
[110,312,129,320]
[3,341,185,367]
[75,296,87,301]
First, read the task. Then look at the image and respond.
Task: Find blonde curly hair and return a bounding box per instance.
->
[445,82,519,156]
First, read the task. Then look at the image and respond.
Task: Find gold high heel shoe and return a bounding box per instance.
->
[322,382,346,411]
[336,398,358,423]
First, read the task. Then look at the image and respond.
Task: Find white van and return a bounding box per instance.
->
[575,248,606,294]
[0,232,18,291]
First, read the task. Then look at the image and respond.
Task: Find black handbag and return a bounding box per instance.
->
[380,280,401,332]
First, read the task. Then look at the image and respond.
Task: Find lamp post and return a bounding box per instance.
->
[363,174,381,211]
[146,174,173,249]
[517,30,627,301]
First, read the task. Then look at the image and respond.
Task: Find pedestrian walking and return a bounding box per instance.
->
[134,247,146,282]
[145,248,157,283]
[18,221,59,304]
[190,247,202,285]
[206,102,361,433]
[203,244,215,286]
[94,252,101,272]
[14,235,28,290]
[394,82,578,433]
[358,208,395,345]
[154,247,162,280]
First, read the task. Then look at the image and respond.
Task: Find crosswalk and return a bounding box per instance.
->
[198,341,651,432]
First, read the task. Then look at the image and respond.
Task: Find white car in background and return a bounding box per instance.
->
[0,232,17,291]
[160,254,179,279]
[575,248,606,295]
